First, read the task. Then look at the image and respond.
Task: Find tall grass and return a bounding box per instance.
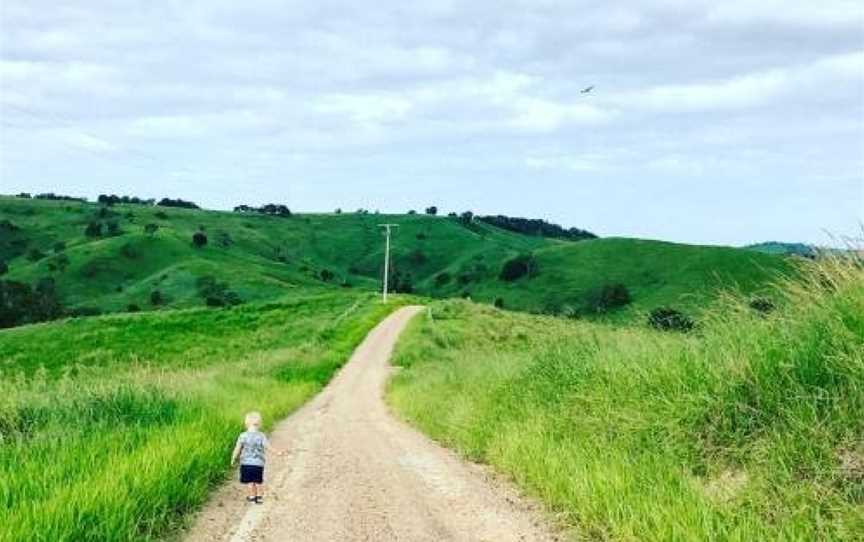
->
[0,292,407,541]
[389,257,864,541]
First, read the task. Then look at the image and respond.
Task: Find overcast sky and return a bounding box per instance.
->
[1,1,862,246]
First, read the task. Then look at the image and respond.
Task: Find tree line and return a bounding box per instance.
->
[476,215,597,241]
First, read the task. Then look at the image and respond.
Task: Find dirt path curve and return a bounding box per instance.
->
[185,306,561,542]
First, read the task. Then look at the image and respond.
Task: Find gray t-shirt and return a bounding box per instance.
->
[236,430,269,466]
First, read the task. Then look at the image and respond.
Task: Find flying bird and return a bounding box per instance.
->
[580,86,594,94]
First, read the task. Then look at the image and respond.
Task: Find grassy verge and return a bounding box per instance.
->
[389,258,864,541]
[0,291,408,541]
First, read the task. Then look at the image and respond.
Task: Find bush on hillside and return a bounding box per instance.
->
[85,222,102,238]
[144,223,159,236]
[0,260,7,276]
[494,297,505,308]
[407,249,427,266]
[749,297,775,315]
[434,272,451,287]
[155,211,169,220]
[192,232,208,248]
[126,304,141,312]
[196,276,242,307]
[150,290,163,306]
[499,253,537,281]
[106,221,121,236]
[47,254,70,273]
[27,248,46,262]
[68,306,101,317]
[53,241,66,253]
[584,283,632,313]
[34,193,86,202]
[648,307,694,332]
[319,269,335,282]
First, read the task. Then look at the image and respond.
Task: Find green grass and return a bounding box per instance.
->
[1,196,791,321]
[0,291,410,541]
[389,257,864,541]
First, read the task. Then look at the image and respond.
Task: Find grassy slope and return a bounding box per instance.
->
[389,258,864,541]
[1,196,791,320]
[0,291,411,541]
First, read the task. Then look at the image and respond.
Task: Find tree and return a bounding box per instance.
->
[425,206,438,215]
[192,232,208,248]
[0,260,7,276]
[407,209,417,215]
[85,222,102,237]
[106,221,121,236]
[157,197,199,209]
[144,223,159,236]
[459,211,474,224]
[335,208,342,214]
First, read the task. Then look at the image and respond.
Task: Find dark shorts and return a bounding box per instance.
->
[240,464,264,484]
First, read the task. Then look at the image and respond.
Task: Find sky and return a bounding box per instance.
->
[1,1,862,246]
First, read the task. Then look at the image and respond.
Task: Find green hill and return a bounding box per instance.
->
[1,195,791,324]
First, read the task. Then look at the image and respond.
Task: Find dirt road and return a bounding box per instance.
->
[186,305,559,542]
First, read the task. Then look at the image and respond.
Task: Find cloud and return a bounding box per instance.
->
[1,0,862,245]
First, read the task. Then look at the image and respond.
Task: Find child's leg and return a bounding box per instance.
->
[251,483,258,497]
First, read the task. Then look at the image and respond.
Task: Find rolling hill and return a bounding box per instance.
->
[1,195,792,324]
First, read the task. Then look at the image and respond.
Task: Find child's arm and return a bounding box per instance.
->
[231,438,243,466]
[265,437,287,456]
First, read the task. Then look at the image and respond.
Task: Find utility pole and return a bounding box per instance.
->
[378,224,398,303]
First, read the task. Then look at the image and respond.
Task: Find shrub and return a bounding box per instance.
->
[648,307,694,332]
[425,206,438,215]
[84,222,102,238]
[154,211,168,220]
[150,290,163,306]
[196,276,242,307]
[416,233,427,240]
[319,269,335,282]
[749,297,775,315]
[0,260,7,276]
[499,254,537,281]
[434,272,451,287]
[584,283,632,313]
[407,249,427,266]
[143,223,159,236]
[53,241,66,253]
[68,306,101,317]
[126,304,141,312]
[47,254,70,273]
[494,297,505,308]
[106,221,121,236]
[407,209,417,215]
[192,232,208,248]
[26,248,45,262]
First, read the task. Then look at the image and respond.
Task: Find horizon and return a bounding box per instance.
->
[1,1,863,247]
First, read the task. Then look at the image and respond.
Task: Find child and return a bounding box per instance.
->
[231,411,277,504]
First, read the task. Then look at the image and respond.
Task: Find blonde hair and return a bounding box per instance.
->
[244,411,262,430]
